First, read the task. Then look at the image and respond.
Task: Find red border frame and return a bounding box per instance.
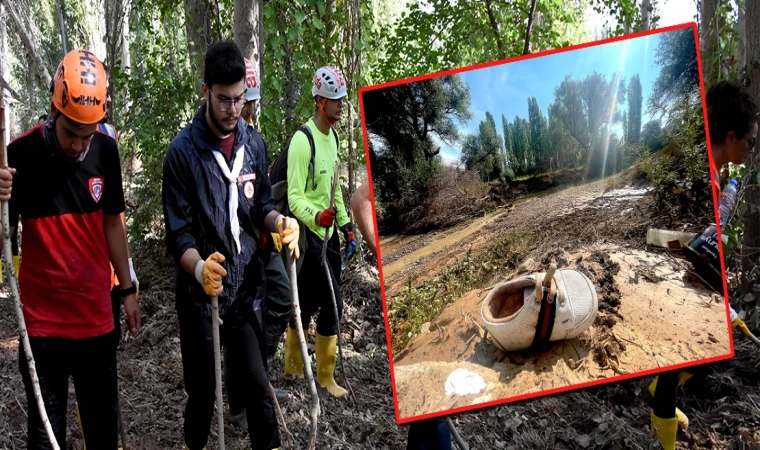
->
[357,21,736,425]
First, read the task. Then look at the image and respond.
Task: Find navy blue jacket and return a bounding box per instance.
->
[162,103,275,317]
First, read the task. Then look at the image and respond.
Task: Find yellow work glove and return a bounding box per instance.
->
[732,317,753,338]
[271,232,283,252]
[277,216,300,259]
[194,252,227,297]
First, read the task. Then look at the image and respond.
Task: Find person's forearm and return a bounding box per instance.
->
[121,212,131,258]
[180,248,203,280]
[351,184,377,256]
[264,210,284,233]
[104,214,132,289]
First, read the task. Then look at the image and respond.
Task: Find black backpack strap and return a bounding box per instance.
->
[299,125,317,192]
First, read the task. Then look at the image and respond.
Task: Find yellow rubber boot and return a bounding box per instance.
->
[284,326,304,378]
[651,410,678,450]
[315,333,347,398]
[647,373,692,430]
[13,256,19,276]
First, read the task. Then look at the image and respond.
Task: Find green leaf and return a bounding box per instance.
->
[295,9,305,24]
[313,17,324,30]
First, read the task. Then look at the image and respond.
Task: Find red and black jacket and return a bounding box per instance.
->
[8,124,126,338]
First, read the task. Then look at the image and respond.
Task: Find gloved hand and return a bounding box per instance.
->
[128,257,139,295]
[730,305,752,336]
[316,207,336,227]
[341,223,355,244]
[194,252,227,297]
[271,232,283,252]
[277,216,301,259]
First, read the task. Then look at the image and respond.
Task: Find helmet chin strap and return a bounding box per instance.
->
[318,98,338,126]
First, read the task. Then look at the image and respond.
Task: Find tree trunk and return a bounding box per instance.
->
[0,0,51,86]
[184,0,212,96]
[641,0,650,31]
[738,0,746,72]
[55,0,67,53]
[234,0,262,126]
[523,0,538,55]
[25,52,34,130]
[484,0,505,58]
[741,0,760,313]
[701,0,718,84]
[0,4,9,144]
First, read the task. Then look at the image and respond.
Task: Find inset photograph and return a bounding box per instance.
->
[360,23,735,422]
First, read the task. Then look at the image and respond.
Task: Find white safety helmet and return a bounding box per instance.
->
[312,65,347,100]
[244,58,260,102]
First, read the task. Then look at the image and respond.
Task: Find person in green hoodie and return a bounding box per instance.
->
[281,65,355,398]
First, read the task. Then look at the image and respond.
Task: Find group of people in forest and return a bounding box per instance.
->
[0,42,363,450]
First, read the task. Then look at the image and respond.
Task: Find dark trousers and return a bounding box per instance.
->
[652,365,708,418]
[227,251,293,416]
[177,300,280,450]
[20,329,119,450]
[407,418,452,450]
[290,228,343,336]
[263,250,294,359]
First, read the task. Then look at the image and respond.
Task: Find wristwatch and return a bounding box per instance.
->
[119,285,137,298]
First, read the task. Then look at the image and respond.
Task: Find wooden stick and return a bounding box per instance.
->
[211,295,225,450]
[269,382,294,450]
[321,162,357,404]
[284,243,320,450]
[0,102,60,449]
[445,416,470,450]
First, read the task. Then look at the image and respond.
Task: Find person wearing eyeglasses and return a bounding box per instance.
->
[162,41,299,450]
[648,80,758,450]
[222,57,294,430]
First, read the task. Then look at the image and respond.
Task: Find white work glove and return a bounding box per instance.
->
[128,258,139,292]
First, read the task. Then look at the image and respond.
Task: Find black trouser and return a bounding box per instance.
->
[20,329,119,450]
[290,228,342,336]
[652,365,708,418]
[263,250,294,359]
[407,418,452,450]
[227,251,293,415]
[177,299,280,450]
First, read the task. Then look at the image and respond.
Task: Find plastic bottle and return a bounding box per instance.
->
[718,179,738,226]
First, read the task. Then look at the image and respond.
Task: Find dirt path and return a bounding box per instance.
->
[380,179,614,296]
[383,175,734,420]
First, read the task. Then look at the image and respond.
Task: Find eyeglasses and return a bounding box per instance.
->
[209,90,246,112]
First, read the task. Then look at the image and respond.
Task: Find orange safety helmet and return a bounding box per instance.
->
[52,49,108,125]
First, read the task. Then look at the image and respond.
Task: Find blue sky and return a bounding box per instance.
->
[436,31,672,165]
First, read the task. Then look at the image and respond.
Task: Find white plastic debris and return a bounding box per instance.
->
[444,368,486,396]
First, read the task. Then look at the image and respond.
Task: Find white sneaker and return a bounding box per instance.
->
[481,264,598,351]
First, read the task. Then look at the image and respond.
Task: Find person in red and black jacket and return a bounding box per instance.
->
[162,41,299,450]
[1,49,140,449]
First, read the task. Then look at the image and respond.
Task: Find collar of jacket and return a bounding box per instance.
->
[190,102,249,153]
